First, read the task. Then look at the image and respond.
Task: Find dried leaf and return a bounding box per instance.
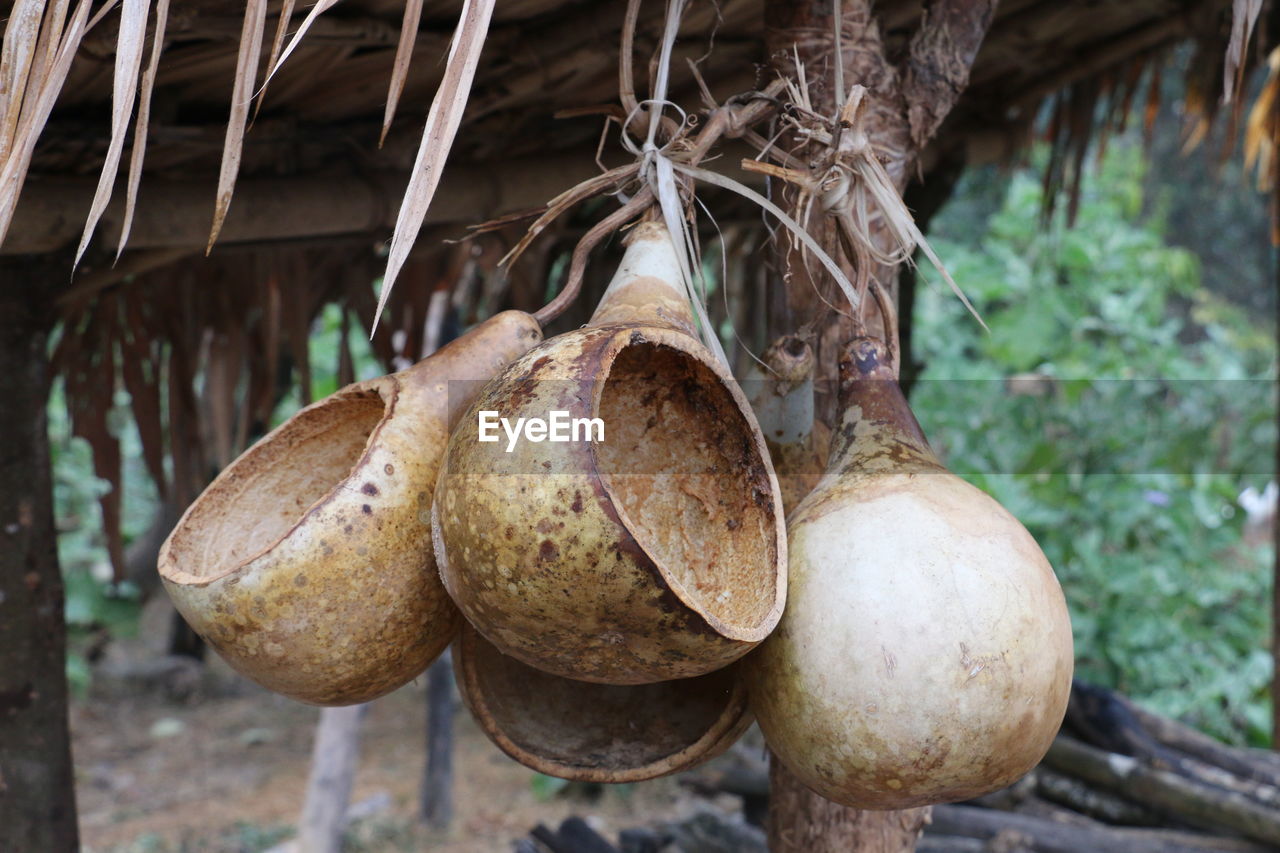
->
[381,0,424,146]
[27,1,73,116]
[121,290,169,497]
[0,0,46,163]
[373,0,496,333]
[261,0,340,88]
[0,0,93,248]
[673,161,861,313]
[117,0,170,257]
[75,0,150,268]
[1224,0,1263,106]
[66,301,125,581]
[207,0,269,253]
[254,0,296,120]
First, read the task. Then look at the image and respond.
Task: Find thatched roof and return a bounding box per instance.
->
[3,0,1268,258]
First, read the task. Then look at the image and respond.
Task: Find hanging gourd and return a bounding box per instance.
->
[744,336,1074,808]
[433,219,786,685]
[158,311,542,706]
[453,623,751,782]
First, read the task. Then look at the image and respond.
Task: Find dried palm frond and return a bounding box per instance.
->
[382,0,426,147]
[1245,47,1280,242]
[117,0,169,257]
[75,0,150,267]
[1224,0,1264,107]
[374,0,496,333]
[208,0,268,252]
[0,0,95,247]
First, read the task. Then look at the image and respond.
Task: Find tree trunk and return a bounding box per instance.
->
[0,256,80,852]
[761,1,995,849]
[770,758,930,853]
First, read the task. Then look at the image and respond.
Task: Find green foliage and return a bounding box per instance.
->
[46,376,148,697]
[914,143,1276,745]
[269,301,384,428]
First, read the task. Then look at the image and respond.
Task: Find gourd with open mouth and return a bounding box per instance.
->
[453,623,751,783]
[434,219,787,685]
[158,310,542,706]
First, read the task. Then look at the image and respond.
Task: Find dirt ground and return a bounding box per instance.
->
[73,601,747,853]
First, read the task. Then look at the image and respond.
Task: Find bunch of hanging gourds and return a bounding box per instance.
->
[159,217,1072,807]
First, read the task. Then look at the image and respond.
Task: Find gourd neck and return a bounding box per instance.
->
[587,221,697,335]
[828,337,942,475]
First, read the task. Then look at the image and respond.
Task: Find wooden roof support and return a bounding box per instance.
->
[4,154,604,255]
[5,143,766,255]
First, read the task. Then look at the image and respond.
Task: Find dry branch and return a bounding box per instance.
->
[902,0,999,148]
[930,804,1276,853]
[1044,737,1280,846]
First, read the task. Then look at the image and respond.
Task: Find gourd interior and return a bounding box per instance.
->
[466,631,740,769]
[595,341,776,630]
[165,389,387,582]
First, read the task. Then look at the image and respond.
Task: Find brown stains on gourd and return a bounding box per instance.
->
[157,311,543,706]
[434,322,785,685]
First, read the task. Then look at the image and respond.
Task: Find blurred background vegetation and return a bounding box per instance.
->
[49,80,1278,750]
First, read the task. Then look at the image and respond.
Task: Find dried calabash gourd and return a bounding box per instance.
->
[158,311,542,706]
[745,337,1073,808]
[454,623,751,782]
[434,220,786,684]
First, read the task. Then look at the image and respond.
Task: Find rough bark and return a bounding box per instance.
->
[762,1,996,849]
[0,255,80,852]
[770,757,931,853]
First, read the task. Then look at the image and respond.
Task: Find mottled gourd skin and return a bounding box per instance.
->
[745,338,1073,808]
[434,222,786,685]
[158,311,542,706]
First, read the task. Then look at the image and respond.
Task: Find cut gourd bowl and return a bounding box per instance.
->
[434,221,787,685]
[455,624,752,782]
[158,311,542,706]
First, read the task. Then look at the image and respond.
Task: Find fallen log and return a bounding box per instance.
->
[1069,681,1280,790]
[1034,766,1165,826]
[1044,737,1280,846]
[930,804,1276,853]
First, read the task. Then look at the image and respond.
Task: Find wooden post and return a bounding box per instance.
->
[761,2,996,849]
[297,704,369,853]
[0,255,80,852]
[419,651,455,829]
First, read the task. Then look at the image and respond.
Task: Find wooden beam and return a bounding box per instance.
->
[5,145,765,255]
[4,154,603,255]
